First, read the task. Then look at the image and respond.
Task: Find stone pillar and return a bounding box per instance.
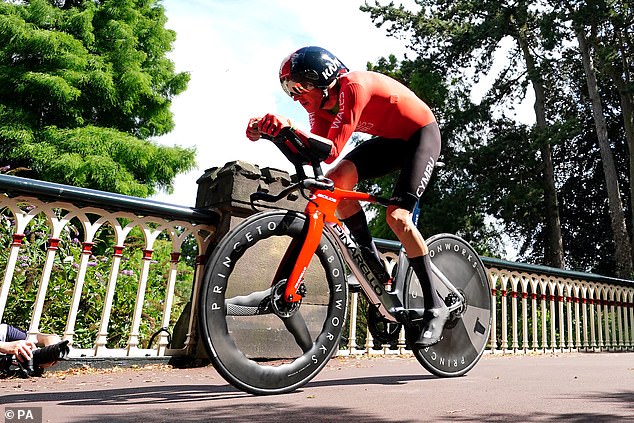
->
[195,160,306,253]
[172,161,308,365]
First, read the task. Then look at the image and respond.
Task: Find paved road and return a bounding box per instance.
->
[1,353,633,422]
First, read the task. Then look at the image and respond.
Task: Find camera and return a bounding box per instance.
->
[1,340,70,378]
[23,340,70,376]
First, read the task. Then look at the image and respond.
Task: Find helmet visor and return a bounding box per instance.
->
[281,78,314,97]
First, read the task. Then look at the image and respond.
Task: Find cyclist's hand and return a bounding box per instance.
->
[258,113,291,138]
[246,117,262,141]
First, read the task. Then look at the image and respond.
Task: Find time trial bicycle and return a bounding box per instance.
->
[198,128,492,395]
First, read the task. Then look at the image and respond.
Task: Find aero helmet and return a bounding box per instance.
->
[279,46,348,97]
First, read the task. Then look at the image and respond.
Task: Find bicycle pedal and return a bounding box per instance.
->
[397,308,426,324]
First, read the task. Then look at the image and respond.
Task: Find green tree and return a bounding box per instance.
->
[557,1,633,247]
[0,0,195,197]
[578,0,632,277]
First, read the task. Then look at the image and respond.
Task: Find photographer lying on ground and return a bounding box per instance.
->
[0,323,70,377]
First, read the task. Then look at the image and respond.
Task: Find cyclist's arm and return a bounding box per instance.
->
[284,81,367,164]
[252,113,334,164]
[246,117,262,141]
[289,126,335,163]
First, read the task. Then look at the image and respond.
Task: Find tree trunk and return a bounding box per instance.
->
[613,78,634,257]
[577,28,633,278]
[615,28,634,263]
[596,27,634,261]
[517,30,565,268]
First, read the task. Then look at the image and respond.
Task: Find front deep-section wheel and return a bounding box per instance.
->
[405,233,491,377]
[198,210,348,395]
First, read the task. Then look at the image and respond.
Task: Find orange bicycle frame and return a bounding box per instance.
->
[281,186,381,302]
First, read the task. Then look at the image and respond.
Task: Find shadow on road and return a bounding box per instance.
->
[0,373,436,408]
[307,373,438,387]
[1,381,416,423]
[442,412,632,423]
[1,375,632,422]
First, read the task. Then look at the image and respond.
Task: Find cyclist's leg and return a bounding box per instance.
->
[325,159,361,220]
[406,234,492,377]
[326,160,388,282]
[386,122,447,346]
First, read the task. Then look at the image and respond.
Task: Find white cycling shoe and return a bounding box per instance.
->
[415,305,450,347]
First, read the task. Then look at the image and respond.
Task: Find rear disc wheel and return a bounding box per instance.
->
[405,234,491,377]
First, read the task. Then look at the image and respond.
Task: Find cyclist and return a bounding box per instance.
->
[245,46,447,347]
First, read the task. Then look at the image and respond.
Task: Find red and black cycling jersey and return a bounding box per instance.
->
[309,71,437,164]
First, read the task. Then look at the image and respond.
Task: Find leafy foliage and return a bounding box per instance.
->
[0,0,195,196]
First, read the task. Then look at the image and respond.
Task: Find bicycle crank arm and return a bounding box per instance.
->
[282,313,313,353]
[446,301,463,313]
[398,299,463,326]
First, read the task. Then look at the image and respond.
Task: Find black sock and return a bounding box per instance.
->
[409,254,444,310]
[341,210,381,259]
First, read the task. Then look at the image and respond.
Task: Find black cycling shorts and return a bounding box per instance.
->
[342,121,441,211]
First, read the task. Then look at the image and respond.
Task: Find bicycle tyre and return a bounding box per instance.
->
[198,210,348,395]
[405,233,492,377]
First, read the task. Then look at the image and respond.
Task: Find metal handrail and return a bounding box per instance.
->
[0,174,217,224]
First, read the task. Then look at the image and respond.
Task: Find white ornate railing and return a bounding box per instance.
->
[484,259,634,353]
[0,174,216,359]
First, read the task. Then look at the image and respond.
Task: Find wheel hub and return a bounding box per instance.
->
[271,280,302,318]
[444,289,467,329]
